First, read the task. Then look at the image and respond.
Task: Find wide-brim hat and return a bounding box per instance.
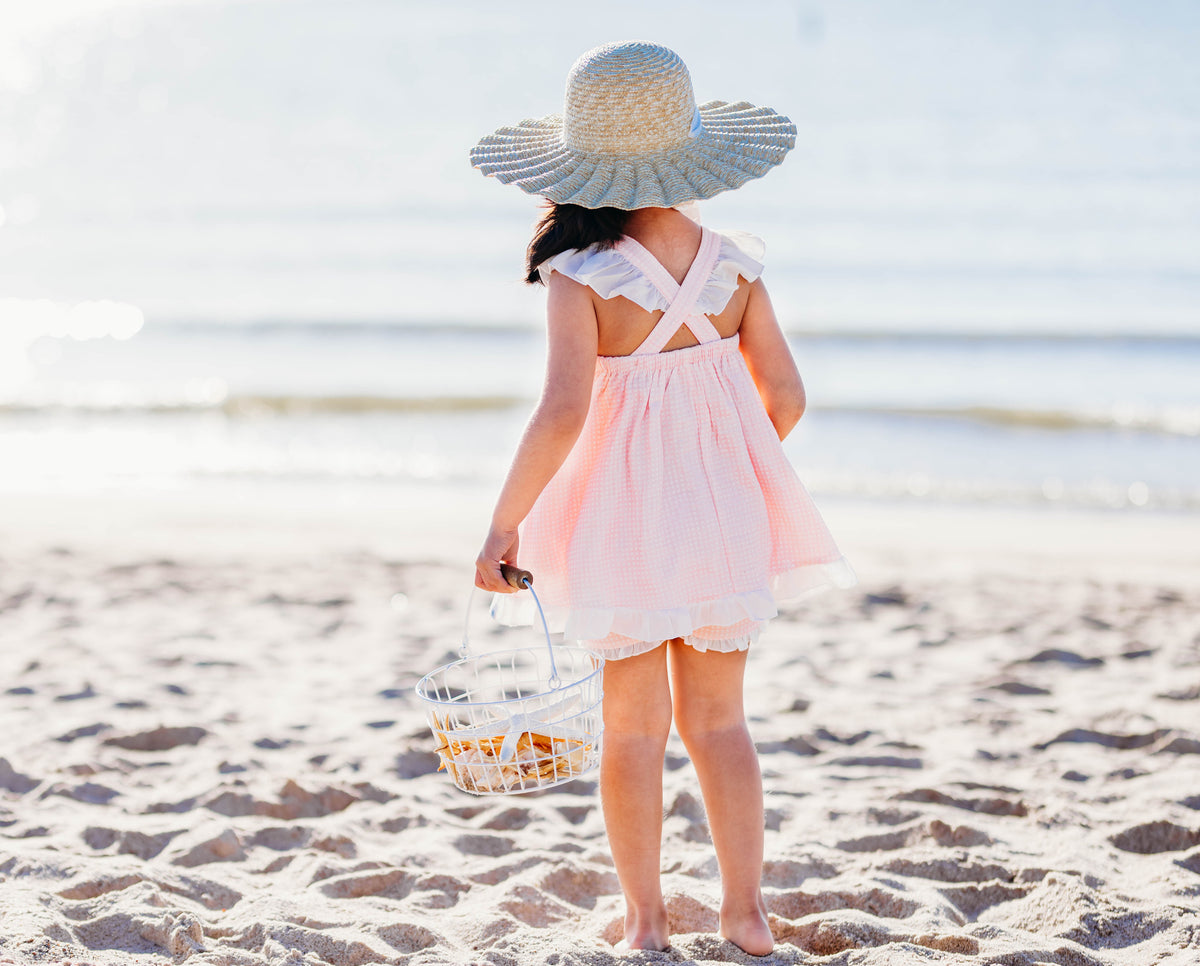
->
[470,41,796,210]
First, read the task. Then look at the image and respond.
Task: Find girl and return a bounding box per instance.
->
[470,41,854,955]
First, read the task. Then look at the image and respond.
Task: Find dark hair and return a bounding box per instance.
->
[525,202,632,285]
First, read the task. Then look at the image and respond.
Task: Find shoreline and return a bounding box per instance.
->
[1,478,1196,579]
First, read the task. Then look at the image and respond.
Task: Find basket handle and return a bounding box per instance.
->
[461,564,561,690]
[500,563,533,590]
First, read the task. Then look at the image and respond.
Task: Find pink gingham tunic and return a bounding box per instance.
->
[493,226,855,659]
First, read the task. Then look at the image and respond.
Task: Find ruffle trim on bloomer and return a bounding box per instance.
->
[537,228,766,318]
[490,556,857,647]
[589,633,757,661]
[585,617,764,661]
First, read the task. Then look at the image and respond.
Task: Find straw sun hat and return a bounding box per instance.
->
[469,40,796,210]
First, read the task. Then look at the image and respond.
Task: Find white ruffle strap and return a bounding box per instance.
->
[538,228,766,318]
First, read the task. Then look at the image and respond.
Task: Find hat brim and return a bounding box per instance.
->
[469,100,796,210]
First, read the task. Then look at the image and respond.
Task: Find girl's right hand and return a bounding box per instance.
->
[475,525,520,593]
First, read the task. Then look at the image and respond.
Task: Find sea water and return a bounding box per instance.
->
[1,0,1197,512]
[3,323,1198,512]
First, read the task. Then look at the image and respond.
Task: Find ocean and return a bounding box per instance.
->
[1,0,1197,512]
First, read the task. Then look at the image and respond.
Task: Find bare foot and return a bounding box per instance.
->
[620,906,670,952]
[719,896,773,957]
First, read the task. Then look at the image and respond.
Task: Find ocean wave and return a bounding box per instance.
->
[0,393,528,416]
[799,470,1200,513]
[143,319,1200,346]
[2,393,1197,436]
[824,404,1200,436]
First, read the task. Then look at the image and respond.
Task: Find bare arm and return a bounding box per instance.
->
[475,273,598,593]
[737,278,806,439]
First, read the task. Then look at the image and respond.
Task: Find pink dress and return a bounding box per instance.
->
[492,225,856,659]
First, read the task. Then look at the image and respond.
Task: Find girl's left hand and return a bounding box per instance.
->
[475,525,520,593]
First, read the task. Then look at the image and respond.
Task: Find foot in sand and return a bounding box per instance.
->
[619,907,670,952]
[719,895,773,957]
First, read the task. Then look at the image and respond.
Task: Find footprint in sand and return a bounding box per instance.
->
[539,863,619,909]
[316,867,416,900]
[769,911,898,958]
[762,909,982,958]
[812,727,873,745]
[169,827,246,867]
[756,735,820,755]
[1156,734,1200,755]
[252,736,294,750]
[82,826,181,859]
[243,825,312,851]
[895,786,1028,817]
[0,759,38,794]
[374,921,441,954]
[1020,648,1104,668]
[102,726,207,752]
[1109,820,1200,854]
[498,882,576,927]
[72,908,206,957]
[982,872,1178,952]
[452,832,516,857]
[54,683,98,702]
[761,857,840,887]
[480,806,533,831]
[988,679,1051,695]
[54,722,111,743]
[555,804,593,826]
[1158,683,1200,701]
[768,885,918,920]
[409,872,472,910]
[658,896,718,933]
[829,754,922,769]
[665,790,710,844]
[39,781,120,805]
[1033,726,1172,751]
[159,872,242,910]
[664,751,691,770]
[937,881,1033,920]
[57,873,145,900]
[865,807,923,826]
[837,819,991,852]
[881,856,1015,883]
[1176,850,1200,874]
[469,854,545,887]
[199,778,390,819]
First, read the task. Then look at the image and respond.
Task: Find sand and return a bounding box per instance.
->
[1,483,1199,966]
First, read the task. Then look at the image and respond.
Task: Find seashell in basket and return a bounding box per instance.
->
[433,729,592,794]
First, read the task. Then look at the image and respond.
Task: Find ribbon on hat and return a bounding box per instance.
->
[688,107,704,139]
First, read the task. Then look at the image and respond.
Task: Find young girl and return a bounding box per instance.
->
[470,41,854,955]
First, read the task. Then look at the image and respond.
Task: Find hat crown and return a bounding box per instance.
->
[562,41,697,156]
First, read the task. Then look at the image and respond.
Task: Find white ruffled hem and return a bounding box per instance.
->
[490,556,857,644]
[537,227,766,318]
[586,627,762,661]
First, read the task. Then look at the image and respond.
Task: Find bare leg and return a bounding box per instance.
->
[668,641,772,956]
[599,642,673,950]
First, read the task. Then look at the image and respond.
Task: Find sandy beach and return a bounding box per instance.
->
[4,0,1199,962]
[1,484,1198,966]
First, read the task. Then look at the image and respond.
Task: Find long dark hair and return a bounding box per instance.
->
[525,202,632,285]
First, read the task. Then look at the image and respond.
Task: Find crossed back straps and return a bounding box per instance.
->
[614,227,723,355]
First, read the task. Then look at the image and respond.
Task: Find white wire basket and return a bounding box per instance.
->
[414,566,604,795]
